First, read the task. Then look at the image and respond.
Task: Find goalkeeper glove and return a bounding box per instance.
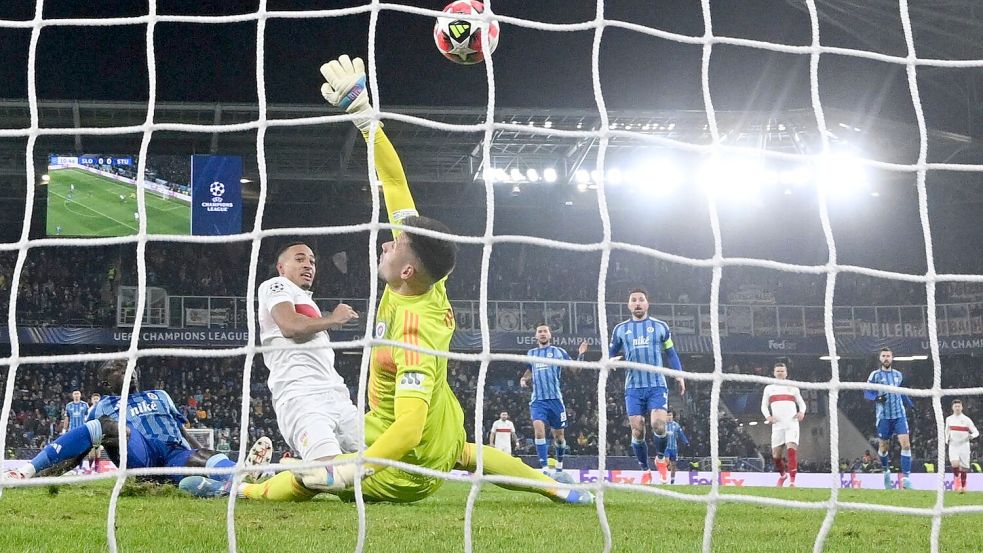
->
[319,54,376,131]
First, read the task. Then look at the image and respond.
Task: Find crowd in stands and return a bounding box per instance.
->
[3,243,980,333]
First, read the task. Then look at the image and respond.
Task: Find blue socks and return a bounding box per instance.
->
[31,420,100,473]
[879,452,890,472]
[205,453,236,482]
[631,438,649,470]
[900,449,912,475]
[535,438,549,469]
[555,440,567,470]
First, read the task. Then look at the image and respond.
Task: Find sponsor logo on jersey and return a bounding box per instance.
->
[129,400,159,418]
[397,371,426,392]
[631,336,651,347]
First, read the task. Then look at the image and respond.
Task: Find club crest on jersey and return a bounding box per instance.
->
[146,392,159,400]
[546,352,554,358]
[647,327,655,333]
[375,321,387,339]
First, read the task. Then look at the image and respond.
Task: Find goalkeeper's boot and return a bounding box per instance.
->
[179,476,232,498]
[902,476,913,490]
[883,471,892,490]
[244,436,273,483]
[552,470,576,485]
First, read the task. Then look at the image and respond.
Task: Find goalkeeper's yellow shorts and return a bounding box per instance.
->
[338,413,465,503]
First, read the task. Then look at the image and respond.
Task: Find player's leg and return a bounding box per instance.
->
[876,418,892,489]
[897,419,913,489]
[549,400,569,472]
[6,420,101,478]
[785,443,798,487]
[530,401,550,472]
[950,449,962,492]
[772,440,787,487]
[666,449,678,484]
[626,389,650,473]
[958,447,969,493]
[649,389,670,483]
[454,442,593,505]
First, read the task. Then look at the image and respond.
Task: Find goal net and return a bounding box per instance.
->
[1,2,983,553]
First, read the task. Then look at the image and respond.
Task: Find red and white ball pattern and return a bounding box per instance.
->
[433,1,500,65]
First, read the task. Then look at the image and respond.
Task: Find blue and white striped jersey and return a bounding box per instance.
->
[64,401,89,430]
[665,420,689,451]
[87,390,189,448]
[866,369,908,422]
[608,317,677,389]
[527,345,570,402]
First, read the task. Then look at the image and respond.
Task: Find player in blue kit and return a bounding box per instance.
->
[864,347,915,490]
[663,410,689,484]
[3,361,248,488]
[608,288,685,484]
[520,323,588,475]
[62,390,89,434]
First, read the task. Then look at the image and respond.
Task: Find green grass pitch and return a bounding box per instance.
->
[45,168,191,236]
[1,480,981,552]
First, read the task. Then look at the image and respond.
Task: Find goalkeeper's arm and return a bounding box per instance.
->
[320,54,418,233]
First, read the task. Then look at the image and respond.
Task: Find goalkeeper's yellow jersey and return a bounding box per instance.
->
[367,278,465,470]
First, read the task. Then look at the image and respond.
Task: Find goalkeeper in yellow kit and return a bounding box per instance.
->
[181,55,592,506]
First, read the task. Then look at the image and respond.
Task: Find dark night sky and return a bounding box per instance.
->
[0,0,974,137]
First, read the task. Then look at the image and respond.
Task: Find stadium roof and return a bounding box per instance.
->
[1,98,982,203]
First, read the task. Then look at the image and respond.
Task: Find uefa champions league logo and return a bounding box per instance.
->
[209,181,225,201]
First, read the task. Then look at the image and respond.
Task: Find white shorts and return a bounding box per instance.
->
[493,441,512,455]
[949,442,971,469]
[771,423,800,449]
[275,393,361,460]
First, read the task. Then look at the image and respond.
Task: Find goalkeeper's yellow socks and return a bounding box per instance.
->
[240,470,317,502]
[458,442,585,503]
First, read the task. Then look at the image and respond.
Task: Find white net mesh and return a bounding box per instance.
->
[1,1,983,553]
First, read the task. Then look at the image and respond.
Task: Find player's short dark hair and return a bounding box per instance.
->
[952,399,962,407]
[402,216,457,283]
[275,241,311,261]
[774,361,787,368]
[628,287,648,299]
[72,389,81,394]
[535,322,550,330]
[879,347,893,354]
[667,409,675,416]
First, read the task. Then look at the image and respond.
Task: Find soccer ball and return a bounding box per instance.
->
[433,1,500,65]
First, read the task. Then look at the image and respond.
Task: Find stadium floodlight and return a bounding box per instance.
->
[698,155,765,199]
[526,168,540,182]
[493,167,511,183]
[632,158,683,194]
[509,167,524,182]
[590,169,603,184]
[576,182,588,192]
[510,184,521,196]
[543,167,558,183]
[816,153,867,195]
[779,166,812,187]
[239,178,251,184]
[893,355,928,361]
[819,355,841,361]
[607,168,623,185]
[575,169,590,184]
[41,174,50,182]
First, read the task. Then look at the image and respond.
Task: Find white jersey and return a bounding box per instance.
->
[945,413,979,444]
[491,419,516,453]
[761,384,806,425]
[258,276,348,404]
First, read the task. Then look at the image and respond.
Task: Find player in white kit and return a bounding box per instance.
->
[489,411,517,455]
[258,242,361,466]
[945,399,979,493]
[761,361,806,487]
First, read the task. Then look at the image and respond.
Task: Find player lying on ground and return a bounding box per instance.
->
[3,361,260,489]
[760,361,806,487]
[945,399,979,493]
[182,54,591,505]
[864,347,915,490]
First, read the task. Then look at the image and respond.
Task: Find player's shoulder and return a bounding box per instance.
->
[612,320,630,333]
[259,276,294,295]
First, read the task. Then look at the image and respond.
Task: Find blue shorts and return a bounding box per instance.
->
[664,448,678,462]
[530,399,567,430]
[624,386,669,417]
[111,425,197,484]
[876,417,909,440]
